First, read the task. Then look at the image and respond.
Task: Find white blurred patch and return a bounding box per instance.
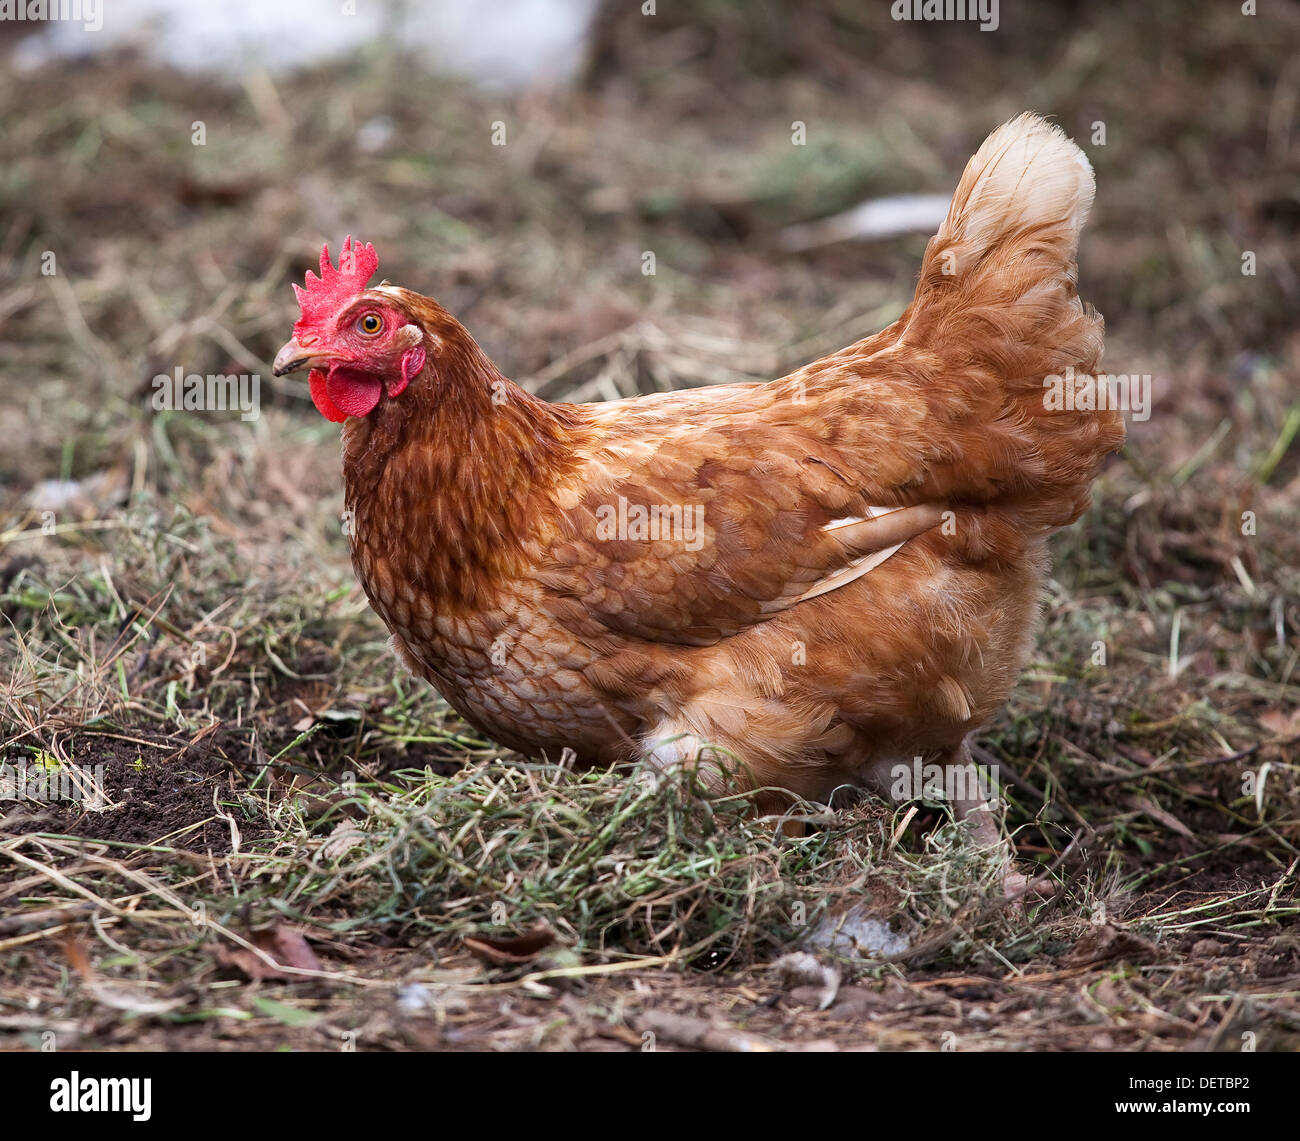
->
[770,951,841,1010]
[807,904,910,960]
[13,0,599,91]
[355,115,395,154]
[781,193,953,251]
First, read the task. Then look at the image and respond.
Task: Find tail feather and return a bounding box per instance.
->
[941,112,1095,259]
[902,113,1100,370]
[892,113,1124,547]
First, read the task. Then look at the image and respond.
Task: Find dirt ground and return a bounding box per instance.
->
[1,1,1298,1052]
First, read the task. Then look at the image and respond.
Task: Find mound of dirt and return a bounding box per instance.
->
[4,731,270,855]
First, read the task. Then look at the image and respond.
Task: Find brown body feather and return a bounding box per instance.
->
[328,115,1124,810]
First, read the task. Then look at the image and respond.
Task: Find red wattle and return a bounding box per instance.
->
[324,367,383,420]
[309,369,347,423]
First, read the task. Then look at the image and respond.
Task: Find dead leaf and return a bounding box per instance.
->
[1061,923,1158,967]
[1259,709,1300,739]
[215,925,323,980]
[319,821,367,860]
[463,923,556,967]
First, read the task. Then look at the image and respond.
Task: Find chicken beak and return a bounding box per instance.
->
[273,338,338,376]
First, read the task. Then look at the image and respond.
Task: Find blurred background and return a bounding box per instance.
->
[0,0,1298,1050]
[3,0,1296,540]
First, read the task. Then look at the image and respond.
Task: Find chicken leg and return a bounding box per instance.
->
[948,736,1043,899]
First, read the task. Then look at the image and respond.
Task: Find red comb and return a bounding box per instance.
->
[292,236,379,329]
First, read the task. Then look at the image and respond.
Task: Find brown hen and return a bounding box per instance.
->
[274,114,1125,871]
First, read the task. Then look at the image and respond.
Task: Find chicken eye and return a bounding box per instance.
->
[358,313,384,336]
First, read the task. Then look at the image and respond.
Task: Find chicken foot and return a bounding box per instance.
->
[947,736,1047,900]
